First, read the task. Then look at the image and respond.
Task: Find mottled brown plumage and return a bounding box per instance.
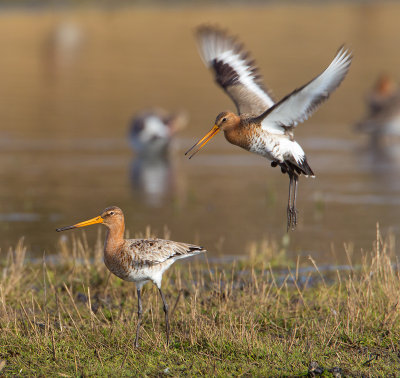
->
[56,206,206,347]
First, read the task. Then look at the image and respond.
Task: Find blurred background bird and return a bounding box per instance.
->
[355,74,400,149]
[130,108,188,206]
[130,108,188,157]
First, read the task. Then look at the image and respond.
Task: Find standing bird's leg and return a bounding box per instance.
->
[287,171,294,231]
[158,288,170,346]
[134,288,143,348]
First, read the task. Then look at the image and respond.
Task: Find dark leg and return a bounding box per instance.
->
[158,288,170,346]
[292,174,299,229]
[134,288,143,348]
[287,172,294,232]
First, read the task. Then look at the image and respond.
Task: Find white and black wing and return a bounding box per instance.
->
[258,47,352,135]
[196,25,275,116]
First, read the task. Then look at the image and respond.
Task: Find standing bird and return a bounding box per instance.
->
[186,26,352,230]
[56,206,206,347]
[355,74,400,148]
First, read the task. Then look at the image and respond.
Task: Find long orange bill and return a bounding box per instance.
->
[56,216,104,232]
[185,125,220,159]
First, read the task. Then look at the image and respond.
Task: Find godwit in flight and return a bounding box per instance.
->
[56,206,206,347]
[186,26,352,230]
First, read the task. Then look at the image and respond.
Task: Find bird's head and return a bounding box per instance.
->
[185,111,239,159]
[214,111,239,131]
[56,206,124,232]
[99,206,124,229]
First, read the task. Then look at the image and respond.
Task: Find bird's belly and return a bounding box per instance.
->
[105,255,174,285]
[125,266,154,283]
[248,134,281,161]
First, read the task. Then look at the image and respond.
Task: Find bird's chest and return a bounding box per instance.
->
[104,247,134,281]
[223,127,252,151]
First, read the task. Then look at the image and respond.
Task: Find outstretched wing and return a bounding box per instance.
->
[128,239,206,265]
[196,25,275,116]
[258,47,352,135]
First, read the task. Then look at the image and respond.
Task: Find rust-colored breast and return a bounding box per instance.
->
[223,119,255,151]
[104,243,134,280]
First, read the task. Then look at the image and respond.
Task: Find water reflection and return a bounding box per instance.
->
[42,21,85,81]
[130,155,172,207]
[356,141,400,196]
[129,109,188,206]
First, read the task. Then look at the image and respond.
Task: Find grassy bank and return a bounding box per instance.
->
[1,228,400,376]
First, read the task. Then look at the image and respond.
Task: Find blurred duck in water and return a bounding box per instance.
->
[129,109,188,206]
[355,75,400,149]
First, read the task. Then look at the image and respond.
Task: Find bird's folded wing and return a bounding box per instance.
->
[258,47,352,135]
[129,239,205,265]
[196,25,275,116]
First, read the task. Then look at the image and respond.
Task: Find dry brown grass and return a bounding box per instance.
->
[1,226,400,376]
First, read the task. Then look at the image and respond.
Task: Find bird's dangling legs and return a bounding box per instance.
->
[158,288,170,346]
[275,161,299,231]
[287,170,299,231]
[292,174,299,229]
[287,171,294,231]
[134,288,143,348]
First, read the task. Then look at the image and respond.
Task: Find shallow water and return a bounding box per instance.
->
[0,3,400,263]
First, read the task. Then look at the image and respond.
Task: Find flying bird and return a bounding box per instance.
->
[186,26,352,230]
[56,206,206,347]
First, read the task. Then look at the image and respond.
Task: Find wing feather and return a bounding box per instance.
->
[196,25,275,116]
[128,239,206,265]
[258,47,353,135]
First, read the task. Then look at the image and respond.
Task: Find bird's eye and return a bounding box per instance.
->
[222,117,227,122]
[109,211,114,216]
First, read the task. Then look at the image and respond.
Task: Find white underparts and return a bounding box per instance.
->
[248,132,306,164]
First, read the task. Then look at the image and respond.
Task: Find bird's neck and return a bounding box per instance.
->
[224,123,250,150]
[104,222,125,256]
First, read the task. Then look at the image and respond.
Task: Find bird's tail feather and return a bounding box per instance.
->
[286,159,315,177]
[173,245,206,261]
[298,158,315,177]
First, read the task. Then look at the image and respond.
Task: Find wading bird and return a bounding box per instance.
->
[56,206,206,347]
[130,108,188,157]
[186,26,352,230]
[130,108,188,206]
[355,74,400,148]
